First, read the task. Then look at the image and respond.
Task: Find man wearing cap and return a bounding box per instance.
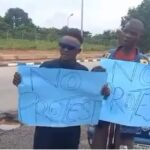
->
[13,29,88,149]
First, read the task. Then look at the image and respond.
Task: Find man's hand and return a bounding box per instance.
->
[91,66,110,99]
[91,66,106,72]
[101,84,110,99]
[13,72,21,86]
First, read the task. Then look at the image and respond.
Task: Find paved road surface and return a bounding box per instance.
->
[0,67,17,112]
[0,61,99,112]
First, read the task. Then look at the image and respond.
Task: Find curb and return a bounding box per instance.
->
[0,58,100,67]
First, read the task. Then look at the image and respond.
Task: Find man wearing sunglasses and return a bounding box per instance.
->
[13,29,88,149]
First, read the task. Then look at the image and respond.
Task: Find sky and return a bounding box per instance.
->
[0,0,143,34]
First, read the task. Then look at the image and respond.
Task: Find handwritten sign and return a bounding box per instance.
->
[100,58,150,127]
[18,66,107,127]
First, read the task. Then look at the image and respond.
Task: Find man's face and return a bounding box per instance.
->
[59,36,81,61]
[122,23,142,48]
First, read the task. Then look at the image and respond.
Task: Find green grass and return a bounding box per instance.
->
[0,39,58,50]
[0,38,115,51]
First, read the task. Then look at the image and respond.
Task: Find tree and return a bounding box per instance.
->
[102,30,117,40]
[47,28,60,41]
[0,16,10,30]
[59,26,70,36]
[121,0,150,52]
[4,8,34,29]
[0,16,11,38]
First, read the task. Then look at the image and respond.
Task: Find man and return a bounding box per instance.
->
[91,18,149,149]
[13,29,109,149]
[13,29,88,149]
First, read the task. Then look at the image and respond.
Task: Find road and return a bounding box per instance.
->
[0,61,99,112]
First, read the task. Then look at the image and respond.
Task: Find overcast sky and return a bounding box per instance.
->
[0,0,142,34]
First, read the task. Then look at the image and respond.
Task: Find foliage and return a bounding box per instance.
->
[0,8,118,50]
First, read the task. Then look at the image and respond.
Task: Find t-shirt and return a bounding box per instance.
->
[114,47,137,61]
[40,58,88,71]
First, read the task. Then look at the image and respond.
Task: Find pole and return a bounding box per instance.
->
[67,16,69,28]
[67,13,73,28]
[12,16,16,29]
[81,0,84,37]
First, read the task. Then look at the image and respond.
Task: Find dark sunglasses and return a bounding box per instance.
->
[59,43,78,51]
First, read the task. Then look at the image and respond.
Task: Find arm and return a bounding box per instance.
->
[13,72,21,86]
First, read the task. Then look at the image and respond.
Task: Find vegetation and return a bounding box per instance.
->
[0,38,116,51]
[0,8,117,51]
[0,0,150,52]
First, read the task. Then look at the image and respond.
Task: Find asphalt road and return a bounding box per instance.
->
[0,61,99,112]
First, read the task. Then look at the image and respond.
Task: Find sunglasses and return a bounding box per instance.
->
[59,43,78,51]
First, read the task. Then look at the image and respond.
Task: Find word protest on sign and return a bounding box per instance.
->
[100,58,150,127]
[18,66,107,127]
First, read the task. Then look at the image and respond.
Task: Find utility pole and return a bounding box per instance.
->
[67,13,74,28]
[81,0,84,37]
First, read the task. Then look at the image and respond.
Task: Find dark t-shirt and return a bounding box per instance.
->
[34,58,88,149]
[40,58,88,71]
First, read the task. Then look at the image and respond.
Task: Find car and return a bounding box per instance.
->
[87,126,150,147]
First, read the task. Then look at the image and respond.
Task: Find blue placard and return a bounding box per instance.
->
[18,66,107,127]
[100,58,150,127]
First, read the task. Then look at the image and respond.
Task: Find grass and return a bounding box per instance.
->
[0,38,116,51]
[0,39,57,50]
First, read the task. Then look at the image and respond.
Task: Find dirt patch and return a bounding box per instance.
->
[0,49,106,62]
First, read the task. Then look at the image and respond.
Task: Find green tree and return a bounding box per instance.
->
[4,8,34,29]
[0,16,10,31]
[47,28,60,41]
[0,16,11,38]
